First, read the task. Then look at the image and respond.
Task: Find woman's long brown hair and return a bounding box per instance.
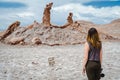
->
[87,28,101,49]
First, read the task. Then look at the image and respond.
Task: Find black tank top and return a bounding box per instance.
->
[88,42,101,61]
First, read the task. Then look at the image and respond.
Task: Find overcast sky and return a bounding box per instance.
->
[0,0,120,30]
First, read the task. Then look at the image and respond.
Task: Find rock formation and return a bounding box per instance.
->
[48,57,55,67]
[67,12,73,25]
[60,12,74,28]
[27,20,39,30]
[31,37,42,45]
[27,24,34,30]
[42,2,53,26]
[72,21,81,30]
[0,21,20,40]
[8,37,24,45]
[0,19,118,46]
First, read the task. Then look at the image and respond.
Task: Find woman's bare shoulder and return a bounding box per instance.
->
[84,42,89,47]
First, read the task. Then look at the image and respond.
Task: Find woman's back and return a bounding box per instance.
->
[88,42,101,61]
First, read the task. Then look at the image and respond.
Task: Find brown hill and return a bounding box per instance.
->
[73,20,118,41]
[98,19,120,39]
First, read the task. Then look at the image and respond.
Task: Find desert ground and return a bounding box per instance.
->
[0,41,120,80]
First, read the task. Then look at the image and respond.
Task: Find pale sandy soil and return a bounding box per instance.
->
[0,42,120,80]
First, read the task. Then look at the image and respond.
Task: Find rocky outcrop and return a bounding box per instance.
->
[31,37,42,45]
[42,2,53,26]
[8,37,24,45]
[67,12,73,25]
[27,24,34,30]
[1,19,119,46]
[2,24,85,45]
[60,12,74,28]
[48,57,55,67]
[0,21,20,40]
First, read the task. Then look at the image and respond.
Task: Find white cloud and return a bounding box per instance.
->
[53,3,120,24]
[16,12,34,18]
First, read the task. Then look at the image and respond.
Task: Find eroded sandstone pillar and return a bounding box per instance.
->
[42,2,53,26]
[67,12,73,25]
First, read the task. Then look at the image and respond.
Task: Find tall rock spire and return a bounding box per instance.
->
[42,2,53,26]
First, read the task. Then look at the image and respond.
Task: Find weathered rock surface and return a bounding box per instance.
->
[32,37,42,45]
[1,20,118,46]
[61,12,74,28]
[0,21,20,40]
[3,23,85,45]
[8,37,24,45]
[67,12,73,25]
[42,2,53,26]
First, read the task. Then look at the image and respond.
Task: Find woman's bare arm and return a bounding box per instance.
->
[100,48,103,66]
[82,42,89,73]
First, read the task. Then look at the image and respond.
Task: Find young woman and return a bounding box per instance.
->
[82,28,102,80]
